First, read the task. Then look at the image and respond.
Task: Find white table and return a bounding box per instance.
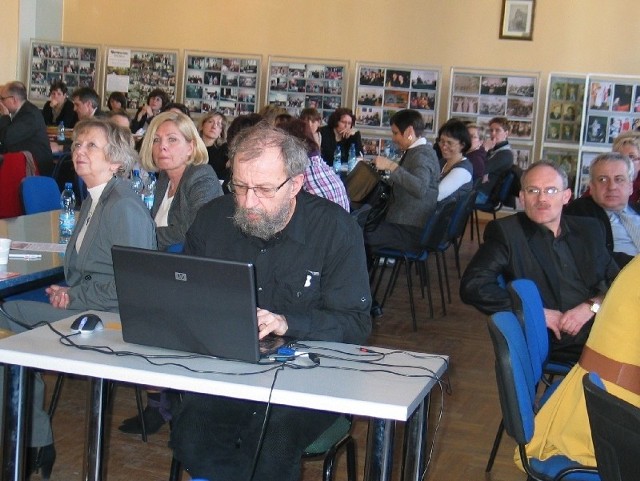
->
[0,311,448,481]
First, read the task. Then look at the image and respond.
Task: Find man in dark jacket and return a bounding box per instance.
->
[0,81,53,175]
[461,161,619,363]
[564,152,640,268]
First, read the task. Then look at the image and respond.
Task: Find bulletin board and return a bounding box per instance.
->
[353,62,440,137]
[265,56,349,122]
[182,51,261,117]
[102,46,179,111]
[28,39,101,104]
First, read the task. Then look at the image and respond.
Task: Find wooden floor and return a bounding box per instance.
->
[32,221,524,481]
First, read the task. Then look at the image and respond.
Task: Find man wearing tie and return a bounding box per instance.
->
[565,152,640,268]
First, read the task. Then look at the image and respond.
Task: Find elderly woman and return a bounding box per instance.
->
[198,111,229,180]
[130,88,170,134]
[319,107,364,167]
[436,119,473,202]
[0,117,156,479]
[140,112,223,251]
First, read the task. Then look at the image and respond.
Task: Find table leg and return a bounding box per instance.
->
[1,364,29,481]
[83,378,108,481]
[401,394,430,481]
[364,417,395,481]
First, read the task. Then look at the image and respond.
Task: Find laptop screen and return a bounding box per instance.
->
[112,245,272,363]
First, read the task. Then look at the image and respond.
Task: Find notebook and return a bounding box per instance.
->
[111,245,290,363]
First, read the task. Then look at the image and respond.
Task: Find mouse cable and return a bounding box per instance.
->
[248,363,285,481]
[0,303,49,332]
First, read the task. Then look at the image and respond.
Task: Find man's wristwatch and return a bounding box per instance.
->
[585,298,601,314]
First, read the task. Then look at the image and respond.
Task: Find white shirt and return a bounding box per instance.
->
[75,182,108,251]
[154,185,174,228]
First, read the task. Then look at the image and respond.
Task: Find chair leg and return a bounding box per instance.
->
[381,260,401,307]
[485,419,505,472]
[422,258,434,319]
[345,436,357,481]
[134,385,148,443]
[169,456,182,481]
[403,260,417,331]
[47,373,65,418]
[474,210,481,246]
[441,253,451,304]
[434,253,446,316]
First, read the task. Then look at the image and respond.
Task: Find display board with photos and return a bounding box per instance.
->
[353,63,440,136]
[265,57,348,122]
[449,68,539,148]
[583,75,640,146]
[102,47,178,111]
[544,74,587,145]
[183,52,260,117]
[28,39,100,103]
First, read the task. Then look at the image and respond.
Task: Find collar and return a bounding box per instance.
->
[407,137,427,149]
[490,140,510,153]
[519,212,570,240]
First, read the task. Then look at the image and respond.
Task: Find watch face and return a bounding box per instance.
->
[590,302,600,314]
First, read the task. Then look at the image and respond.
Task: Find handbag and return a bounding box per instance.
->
[345,161,380,203]
[363,180,392,231]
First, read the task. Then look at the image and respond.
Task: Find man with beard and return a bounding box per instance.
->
[460,161,619,364]
[169,122,371,481]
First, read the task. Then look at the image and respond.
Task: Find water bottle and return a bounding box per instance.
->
[347,144,357,173]
[59,182,76,242]
[333,146,342,174]
[143,172,156,210]
[57,121,65,142]
[130,169,144,200]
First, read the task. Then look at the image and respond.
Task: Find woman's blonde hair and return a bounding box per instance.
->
[139,111,208,172]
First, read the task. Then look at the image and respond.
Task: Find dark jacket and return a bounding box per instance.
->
[0,100,53,175]
[460,212,619,315]
[42,99,78,128]
[564,196,640,269]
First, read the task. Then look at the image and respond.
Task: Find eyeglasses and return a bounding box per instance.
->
[523,186,562,196]
[438,139,460,148]
[228,177,291,198]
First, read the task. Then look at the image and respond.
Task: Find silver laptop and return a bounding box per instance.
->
[112,246,289,363]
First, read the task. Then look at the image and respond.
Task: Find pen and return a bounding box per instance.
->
[8,254,42,260]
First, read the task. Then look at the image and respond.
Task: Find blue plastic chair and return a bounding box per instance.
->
[487,312,599,481]
[486,278,573,472]
[20,176,61,214]
[472,169,515,244]
[370,197,457,329]
[583,372,640,481]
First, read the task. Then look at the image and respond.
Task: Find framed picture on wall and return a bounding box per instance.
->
[28,39,100,104]
[500,0,535,41]
[265,56,348,122]
[183,51,261,117]
[354,62,440,136]
[102,46,178,112]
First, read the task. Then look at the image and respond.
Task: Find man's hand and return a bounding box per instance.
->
[543,308,563,340]
[45,284,70,309]
[256,308,288,339]
[0,103,9,116]
[558,303,593,336]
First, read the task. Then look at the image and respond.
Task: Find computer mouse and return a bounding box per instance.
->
[70,314,104,334]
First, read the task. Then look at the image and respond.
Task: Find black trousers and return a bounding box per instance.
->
[170,393,338,481]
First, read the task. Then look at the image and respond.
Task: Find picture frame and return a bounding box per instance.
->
[500,0,535,41]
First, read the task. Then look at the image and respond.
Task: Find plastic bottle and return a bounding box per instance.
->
[333,146,342,174]
[130,169,144,199]
[59,182,76,241]
[57,121,65,142]
[143,172,156,210]
[347,144,357,173]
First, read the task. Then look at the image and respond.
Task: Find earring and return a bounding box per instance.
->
[408,135,413,141]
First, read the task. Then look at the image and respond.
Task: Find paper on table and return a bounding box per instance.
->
[10,242,66,253]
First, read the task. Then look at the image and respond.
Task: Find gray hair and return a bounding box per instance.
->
[72,118,137,175]
[589,152,635,181]
[521,161,569,190]
[229,121,309,177]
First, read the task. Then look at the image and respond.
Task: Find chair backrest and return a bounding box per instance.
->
[445,189,478,244]
[0,152,35,218]
[583,372,640,481]
[420,197,457,249]
[20,176,61,214]
[495,169,515,204]
[487,311,537,445]
[507,279,549,381]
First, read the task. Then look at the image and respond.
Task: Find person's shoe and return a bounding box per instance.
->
[370,301,383,319]
[27,443,56,480]
[118,403,166,435]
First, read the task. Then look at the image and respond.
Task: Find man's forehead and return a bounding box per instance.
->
[233,147,286,177]
[524,166,563,186]
[592,160,628,175]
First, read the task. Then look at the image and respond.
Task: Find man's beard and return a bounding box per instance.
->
[233,199,293,240]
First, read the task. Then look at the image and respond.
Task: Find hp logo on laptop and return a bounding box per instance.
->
[175,272,187,282]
